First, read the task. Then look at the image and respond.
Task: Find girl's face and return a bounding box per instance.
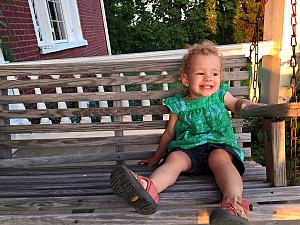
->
[181,54,221,99]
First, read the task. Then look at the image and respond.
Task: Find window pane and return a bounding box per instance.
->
[46,0,67,41]
[59,22,67,39]
[47,1,56,21]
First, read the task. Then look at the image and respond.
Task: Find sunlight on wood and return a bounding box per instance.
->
[197,210,209,224]
[272,207,300,220]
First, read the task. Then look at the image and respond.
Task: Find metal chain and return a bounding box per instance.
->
[290,0,299,184]
[249,0,268,103]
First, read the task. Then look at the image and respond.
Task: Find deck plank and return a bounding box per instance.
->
[0,161,299,224]
[0,203,300,224]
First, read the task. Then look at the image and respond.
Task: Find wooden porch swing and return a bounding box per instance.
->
[0,0,300,224]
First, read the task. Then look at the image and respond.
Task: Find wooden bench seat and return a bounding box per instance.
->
[0,52,300,224]
[0,163,300,224]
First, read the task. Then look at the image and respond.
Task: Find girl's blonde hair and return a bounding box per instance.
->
[180,40,223,77]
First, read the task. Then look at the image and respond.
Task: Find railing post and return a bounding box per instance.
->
[7,76,31,126]
[232,68,243,149]
[120,73,131,122]
[263,119,287,186]
[73,74,92,124]
[140,72,152,121]
[161,71,169,121]
[28,76,52,124]
[96,74,111,123]
[0,80,12,158]
[50,75,71,124]
[0,51,12,158]
[112,73,124,165]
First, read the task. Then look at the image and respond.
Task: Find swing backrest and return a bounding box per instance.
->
[0,54,251,168]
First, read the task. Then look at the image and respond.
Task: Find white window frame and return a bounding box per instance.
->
[28,0,88,54]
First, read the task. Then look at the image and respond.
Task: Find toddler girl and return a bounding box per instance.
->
[110,40,259,225]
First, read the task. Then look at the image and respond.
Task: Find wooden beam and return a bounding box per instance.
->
[241,103,300,118]
[263,119,287,186]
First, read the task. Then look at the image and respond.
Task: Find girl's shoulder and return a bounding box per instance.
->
[164,94,186,115]
[215,82,229,101]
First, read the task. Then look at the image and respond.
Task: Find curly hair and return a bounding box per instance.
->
[180,40,223,77]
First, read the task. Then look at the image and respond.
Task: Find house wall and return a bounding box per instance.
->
[0,0,108,62]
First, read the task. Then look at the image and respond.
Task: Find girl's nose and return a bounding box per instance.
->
[203,74,212,81]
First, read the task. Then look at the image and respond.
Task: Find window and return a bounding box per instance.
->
[28,0,88,54]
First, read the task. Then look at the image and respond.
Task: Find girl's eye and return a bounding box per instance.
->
[198,72,204,76]
[212,73,219,76]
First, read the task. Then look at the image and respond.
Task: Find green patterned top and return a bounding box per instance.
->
[165,83,244,161]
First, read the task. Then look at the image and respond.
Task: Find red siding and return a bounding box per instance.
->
[0,0,108,62]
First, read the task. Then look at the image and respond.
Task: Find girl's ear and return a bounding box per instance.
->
[181,73,189,87]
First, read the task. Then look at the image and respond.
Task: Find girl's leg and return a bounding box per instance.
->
[110,150,192,215]
[208,149,249,225]
[208,148,243,199]
[149,151,193,193]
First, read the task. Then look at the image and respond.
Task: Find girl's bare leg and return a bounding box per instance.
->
[149,151,192,193]
[208,149,243,199]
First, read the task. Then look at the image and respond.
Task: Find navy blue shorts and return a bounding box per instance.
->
[169,143,245,176]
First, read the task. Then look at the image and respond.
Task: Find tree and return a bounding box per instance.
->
[0,0,13,61]
[104,0,263,54]
[103,0,137,54]
[205,0,217,35]
[233,0,264,43]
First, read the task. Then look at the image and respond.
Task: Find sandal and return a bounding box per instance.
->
[110,165,158,215]
[209,197,250,225]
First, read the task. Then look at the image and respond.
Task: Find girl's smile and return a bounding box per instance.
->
[181,54,221,99]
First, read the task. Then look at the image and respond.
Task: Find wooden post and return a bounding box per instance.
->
[112,73,124,165]
[0,50,12,158]
[0,79,12,159]
[263,119,287,186]
[261,0,299,186]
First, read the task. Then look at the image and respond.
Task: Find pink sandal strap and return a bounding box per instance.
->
[131,171,159,203]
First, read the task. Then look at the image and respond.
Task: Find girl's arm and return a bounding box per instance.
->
[139,112,178,166]
[224,91,265,113]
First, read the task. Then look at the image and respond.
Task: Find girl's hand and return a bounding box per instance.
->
[241,101,265,109]
[236,99,267,113]
[139,154,161,167]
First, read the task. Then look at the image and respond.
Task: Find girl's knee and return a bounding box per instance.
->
[208,149,232,167]
[165,151,192,172]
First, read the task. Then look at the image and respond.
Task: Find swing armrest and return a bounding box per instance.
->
[240,103,300,118]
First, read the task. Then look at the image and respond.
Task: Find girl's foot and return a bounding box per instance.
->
[209,197,250,225]
[110,165,158,215]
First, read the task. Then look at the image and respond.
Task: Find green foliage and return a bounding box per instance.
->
[215,0,236,44]
[0,0,13,61]
[104,0,261,53]
[233,0,263,43]
[205,0,217,35]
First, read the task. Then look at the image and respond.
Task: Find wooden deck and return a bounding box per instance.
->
[0,161,300,225]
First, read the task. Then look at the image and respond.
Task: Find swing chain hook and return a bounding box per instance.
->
[290,0,298,101]
[249,0,268,103]
[289,0,298,185]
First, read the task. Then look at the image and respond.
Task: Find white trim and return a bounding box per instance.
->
[99,0,111,55]
[28,0,88,54]
[28,0,42,46]
[0,48,6,63]
[41,39,88,54]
